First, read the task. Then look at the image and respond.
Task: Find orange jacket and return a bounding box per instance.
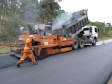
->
[24,38,33,53]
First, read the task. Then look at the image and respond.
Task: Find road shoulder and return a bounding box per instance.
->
[107,75,112,84]
[0,54,9,56]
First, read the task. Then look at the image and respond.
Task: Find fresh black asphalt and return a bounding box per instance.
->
[0,55,19,69]
[0,42,112,84]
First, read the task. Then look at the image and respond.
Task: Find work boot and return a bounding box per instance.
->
[32,61,37,65]
[16,60,23,67]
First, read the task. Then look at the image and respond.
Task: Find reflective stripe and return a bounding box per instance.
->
[24,47,31,49]
[32,59,35,61]
[20,58,24,60]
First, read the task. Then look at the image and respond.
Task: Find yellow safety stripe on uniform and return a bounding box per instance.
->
[20,58,24,60]
[24,47,31,49]
[32,59,35,61]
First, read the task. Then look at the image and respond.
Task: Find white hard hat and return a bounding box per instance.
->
[29,35,34,38]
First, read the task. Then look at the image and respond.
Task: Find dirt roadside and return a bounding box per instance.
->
[0,54,9,56]
[107,75,112,84]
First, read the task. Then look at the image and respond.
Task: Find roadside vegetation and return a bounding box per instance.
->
[0,47,10,55]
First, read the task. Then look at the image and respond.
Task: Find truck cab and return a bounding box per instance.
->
[83,26,99,45]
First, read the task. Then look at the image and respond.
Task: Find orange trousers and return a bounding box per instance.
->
[20,52,36,65]
[21,52,35,60]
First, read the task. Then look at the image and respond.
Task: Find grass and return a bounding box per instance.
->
[98,36,112,41]
[0,47,10,55]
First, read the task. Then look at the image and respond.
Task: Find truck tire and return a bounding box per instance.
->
[92,39,96,46]
[79,40,84,48]
[72,40,78,50]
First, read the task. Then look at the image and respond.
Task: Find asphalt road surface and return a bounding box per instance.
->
[1,40,112,84]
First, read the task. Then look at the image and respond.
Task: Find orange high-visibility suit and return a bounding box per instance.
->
[16,38,37,66]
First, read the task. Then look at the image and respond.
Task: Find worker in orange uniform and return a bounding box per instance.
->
[16,35,37,67]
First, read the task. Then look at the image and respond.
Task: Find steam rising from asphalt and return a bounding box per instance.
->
[52,12,70,30]
[52,10,85,31]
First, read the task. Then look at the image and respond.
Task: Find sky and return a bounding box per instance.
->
[59,0,112,24]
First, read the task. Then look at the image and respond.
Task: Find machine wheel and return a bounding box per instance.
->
[38,50,47,60]
[33,51,38,61]
[92,39,96,46]
[72,40,78,50]
[34,55,38,61]
[79,40,84,48]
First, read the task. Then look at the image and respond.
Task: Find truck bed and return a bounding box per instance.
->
[53,10,89,37]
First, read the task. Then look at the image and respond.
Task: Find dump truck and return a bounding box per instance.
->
[10,9,99,60]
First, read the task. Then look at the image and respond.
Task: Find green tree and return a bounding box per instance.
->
[0,0,25,41]
[37,0,60,23]
[20,0,38,24]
